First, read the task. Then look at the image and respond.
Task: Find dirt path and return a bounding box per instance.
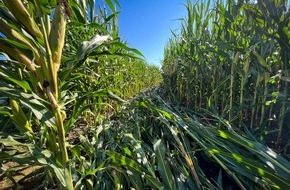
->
[0,162,43,190]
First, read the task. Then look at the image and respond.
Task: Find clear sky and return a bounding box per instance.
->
[117,0,188,66]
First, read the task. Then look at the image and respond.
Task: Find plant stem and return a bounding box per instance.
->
[55,107,74,190]
[229,53,238,122]
[239,75,244,128]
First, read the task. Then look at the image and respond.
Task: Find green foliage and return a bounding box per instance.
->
[72,89,290,189]
[2,0,288,189]
[162,0,290,148]
[0,0,161,189]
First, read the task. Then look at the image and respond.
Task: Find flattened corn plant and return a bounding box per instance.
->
[78,88,290,189]
[0,0,160,189]
[163,0,290,150]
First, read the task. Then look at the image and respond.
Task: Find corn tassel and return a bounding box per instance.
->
[9,99,33,133]
[3,0,43,40]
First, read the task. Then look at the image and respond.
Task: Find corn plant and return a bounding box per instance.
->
[162,0,290,150]
[85,88,290,189]
[0,0,76,188]
[0,0,153,189]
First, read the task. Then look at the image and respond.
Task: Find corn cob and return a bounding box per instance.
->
[9,99,33,133]
[0,43,36,72]
[0,43,44,93]
[0,19,34,48]
[3,0,43,40]
[0,19,45,71]
[49,1,66,73]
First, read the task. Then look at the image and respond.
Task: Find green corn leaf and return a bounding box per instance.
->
[153,139,175,190]
[0,61,32,91]
[0,87,54,128]
[209,149,290,189]
[79,135,95,154]
[5,78,31,91]
[107,151,146,174]
[0,136,24,146]
[0,38,32,51]
[109,42,144,58]
[76,35,112,61]
[49,164,66,187]
[208,129,290,176]
[123,134,156,177]
[36,0,52,14]
[106,151,163,190]
[104,0,118,13]
[108,91,128,103]
[253,50,272,72]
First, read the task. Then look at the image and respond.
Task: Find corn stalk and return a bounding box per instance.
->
[0,0,73,188]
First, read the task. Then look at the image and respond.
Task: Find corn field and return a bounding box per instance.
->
[0,0,290,189]
[163,0,290,150]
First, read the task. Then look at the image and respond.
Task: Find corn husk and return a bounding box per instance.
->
[3,0,43,40]
[48,2,66,73]
[10,99,33,133]
[0,43,36,72]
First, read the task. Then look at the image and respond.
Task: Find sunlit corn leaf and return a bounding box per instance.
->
[109,42,144,58]
[106,150,148,176]
[0,87,54,128]
[154,139,175,190]
[108,91,128,103]
[76,34,112,61]
[104,0,121,13]
[209,149,290,189]
[0,135,27,146]
[36,0,54,14]
[106,151,164,189]
[0,38,33,54]
[79,134,95,154]
[61,35,112,80]
[209,128,290,173]
[123,134,156,177]
[0,72,31,91]
[0,107,12,117]
[49,163,66,187]
[67,22,110,35]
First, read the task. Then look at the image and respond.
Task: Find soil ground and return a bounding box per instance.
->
[0,162,43,190]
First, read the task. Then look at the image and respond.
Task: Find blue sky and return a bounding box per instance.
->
[117,0,188,66]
